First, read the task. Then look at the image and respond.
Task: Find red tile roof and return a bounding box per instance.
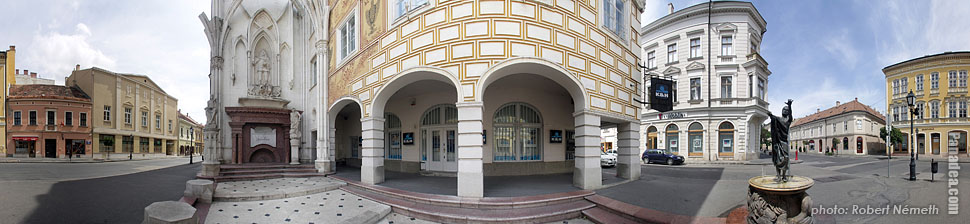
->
[791,99,885,127]
[9,84,91,102]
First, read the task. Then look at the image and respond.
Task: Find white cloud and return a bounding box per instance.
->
[822,29,859,69]
[24,22,117,83]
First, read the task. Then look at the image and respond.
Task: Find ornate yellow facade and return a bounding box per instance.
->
[0,46,14,156]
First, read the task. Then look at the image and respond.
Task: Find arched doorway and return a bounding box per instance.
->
[646,126,658,150]
[809,140,816,152]
[856,137,863,154]
[843,137,849,151]
[329,98,363,170]
[421,104,458,172]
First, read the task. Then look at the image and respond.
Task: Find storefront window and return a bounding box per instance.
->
[493,103,542,161]
[385,113,402,160]
[688,122,703,156]
[718,122,734,155]
[665,124,679,155]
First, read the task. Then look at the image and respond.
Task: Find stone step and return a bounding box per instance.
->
[220,168,318,176]
[581,207,640,224]
[219,164,315,171]
[331,175,593,209]
[584,195,729,224]
[342,185,593,224]
[213,177,346,202]
[212,173,327,182]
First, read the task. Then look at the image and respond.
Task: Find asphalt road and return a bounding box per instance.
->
[596,153,970,223]
[0,158,200,224]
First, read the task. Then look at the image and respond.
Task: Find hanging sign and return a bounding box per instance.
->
[649,78,674,112]
[550,130,563,143]
[402,132,414,145]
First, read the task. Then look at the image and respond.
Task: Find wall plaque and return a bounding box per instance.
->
[251,127,277,147]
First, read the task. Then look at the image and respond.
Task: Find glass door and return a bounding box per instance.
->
[444,129,457,171]
[426,128,458,172]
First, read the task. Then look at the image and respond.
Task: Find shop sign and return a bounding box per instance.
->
[659,112,686,120]
[649,78,674,112]
[402,133,414,145]
[550,130,563,143]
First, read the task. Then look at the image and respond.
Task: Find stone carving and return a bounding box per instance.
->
[205,97,218,127]
[290,109,302,140]
[767,99,793,182]
[251,127,277,147]
[248,50,281,97]
[747,187,813,224]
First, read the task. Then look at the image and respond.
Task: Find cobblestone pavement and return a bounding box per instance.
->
[214,177,344,201]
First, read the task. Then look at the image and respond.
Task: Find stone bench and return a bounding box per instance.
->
[184,179,214,203]
[143,201,197,224]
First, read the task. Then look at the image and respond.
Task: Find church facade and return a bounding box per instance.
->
[202,0,645,198]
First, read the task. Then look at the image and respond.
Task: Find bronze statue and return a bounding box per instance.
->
[767,99,793,182]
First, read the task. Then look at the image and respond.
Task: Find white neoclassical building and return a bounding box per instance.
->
[638,1,770,162]
[201,0,646,198]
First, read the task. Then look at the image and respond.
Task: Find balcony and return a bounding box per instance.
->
[947,87,968,94]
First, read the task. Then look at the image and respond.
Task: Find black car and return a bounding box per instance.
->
[642,149,684,165]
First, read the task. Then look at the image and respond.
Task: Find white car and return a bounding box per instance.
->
[600,151,616,167]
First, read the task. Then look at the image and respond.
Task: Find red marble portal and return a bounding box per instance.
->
[225,107,291,164]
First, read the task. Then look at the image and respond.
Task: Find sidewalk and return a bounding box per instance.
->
[0,154,195,163]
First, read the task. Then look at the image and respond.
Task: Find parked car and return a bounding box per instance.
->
[600,151,616,167]
[642,149,684,165]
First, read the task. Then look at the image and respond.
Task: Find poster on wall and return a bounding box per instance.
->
[550,130,563,143]
[723,139,732,147]
[402,132,414,145]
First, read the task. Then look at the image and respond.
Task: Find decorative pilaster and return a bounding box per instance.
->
[573,111,602,189]
[360,117,385,185]
[616,122,641,180]
[456,102,484,198]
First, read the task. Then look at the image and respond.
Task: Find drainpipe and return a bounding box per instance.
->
[707,0,713,161]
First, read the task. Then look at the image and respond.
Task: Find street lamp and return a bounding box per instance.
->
[129,134,134,160]
[906,90,916,181]
[190,127,194,164]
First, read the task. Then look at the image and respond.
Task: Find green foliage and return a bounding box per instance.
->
[761,126,772,147]
[879,126,904,145]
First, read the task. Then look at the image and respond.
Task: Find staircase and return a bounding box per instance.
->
[582,195,741,224]
[203,164,326,182]
[335,176,594,224]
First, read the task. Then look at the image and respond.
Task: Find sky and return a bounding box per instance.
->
[1,0,969,123]
[643,0,970,119]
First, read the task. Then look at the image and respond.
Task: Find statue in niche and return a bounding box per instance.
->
[290,109,302,140]
[205,96,218,126]
[248,49,281,97]
[255,50,271,85]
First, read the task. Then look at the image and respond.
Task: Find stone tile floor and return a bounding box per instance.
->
[214,177,344,201]
[206,189,389,224]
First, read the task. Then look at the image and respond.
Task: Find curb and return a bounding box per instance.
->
[0,156,191,163]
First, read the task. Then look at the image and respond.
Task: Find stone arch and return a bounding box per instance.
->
[328,96,365,125]
[370,66,463,117]
[476,57,588,112]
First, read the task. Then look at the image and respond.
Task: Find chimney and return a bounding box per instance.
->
[668,3,674,14]
[23,69,27,75]
[817,108,820,113]
[30,72,37,78]
[855,97,858,101]
[15,69,18,74]
[836,101,840,106]
[8,46,14,51]
[75,64,80,71]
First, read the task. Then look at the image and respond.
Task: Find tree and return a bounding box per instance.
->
[761,126,772,150]
[879,126,904,146]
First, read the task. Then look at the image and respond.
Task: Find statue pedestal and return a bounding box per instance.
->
[747,175,814,224]
[289,140,300,165]
[201,161,220,177]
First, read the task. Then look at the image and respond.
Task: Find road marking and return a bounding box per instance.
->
[824,159,883,171]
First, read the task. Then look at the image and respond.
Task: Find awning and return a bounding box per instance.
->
[12,136,38,141]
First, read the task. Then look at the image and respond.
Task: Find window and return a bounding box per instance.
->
[337,13,357,62]
[104,106,111,121]
[758,78,766,100]
[856,119,862,130]
[29,111,37,125]
[124,108,132,124]
[721,35,733,56]
[602,0,625,38]
[917,102,925,119]
[646,51,656,68]
[961,101,968,118]
[168,120,173,132]
[13,111,21,126]
[892,79,899,95]
[666,43,677,63]
[46,111,56,125]
[141,111,148,127]
[310,57,318,86]
[962,70,968,87]
[688,123,703,156]
[949,101,958,118]
[155,114,161,129]
[949,71,958,87]
[66,111,73,126]
[80,113,87,127]
[844,121,848,131]
[100,135,115,153]
[750,41,758,54]
[721,76,732,98]
[392,0,429,21]
[690,78,701,100]
[493,103,542,161]
[689,38,701,58]
[665,124,679,154]
[931,72,940,89]
[916,74,924,91]
[718,122,734,154]
[385,113,402,160]
[901,78,908,93]
[832,123,836,133]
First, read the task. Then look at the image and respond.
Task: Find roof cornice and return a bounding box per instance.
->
[640,1,766,43]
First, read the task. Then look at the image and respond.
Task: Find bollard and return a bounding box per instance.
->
[931,159,939,182]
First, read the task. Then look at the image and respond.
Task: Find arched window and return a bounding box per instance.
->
[493,103,542,161]
[385,113,402,159]
[843,137,849,151]
[646,126,658,149]
[718,122,734,155]
[688,122,703,156]
[665,124,679,154]
[421,104,457,162]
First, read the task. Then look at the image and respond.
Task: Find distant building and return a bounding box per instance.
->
[789,99,886,155]
[66,67,178,159]
[177,111,203,156]
[884,51,970,158]
[0,46,15,156]
[14,70,55,85]
[6,84,93,158]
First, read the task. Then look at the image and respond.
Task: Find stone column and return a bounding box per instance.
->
[314,40,331,173]
[616,122,641,180]
[456,102,484,198]
[360,117,385,185]
[573,111,602,189]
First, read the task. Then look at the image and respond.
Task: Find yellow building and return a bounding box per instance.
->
[66,67,179,159]
[884,51,970,158]
[0,46,15,156]
[177,111,203,156]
